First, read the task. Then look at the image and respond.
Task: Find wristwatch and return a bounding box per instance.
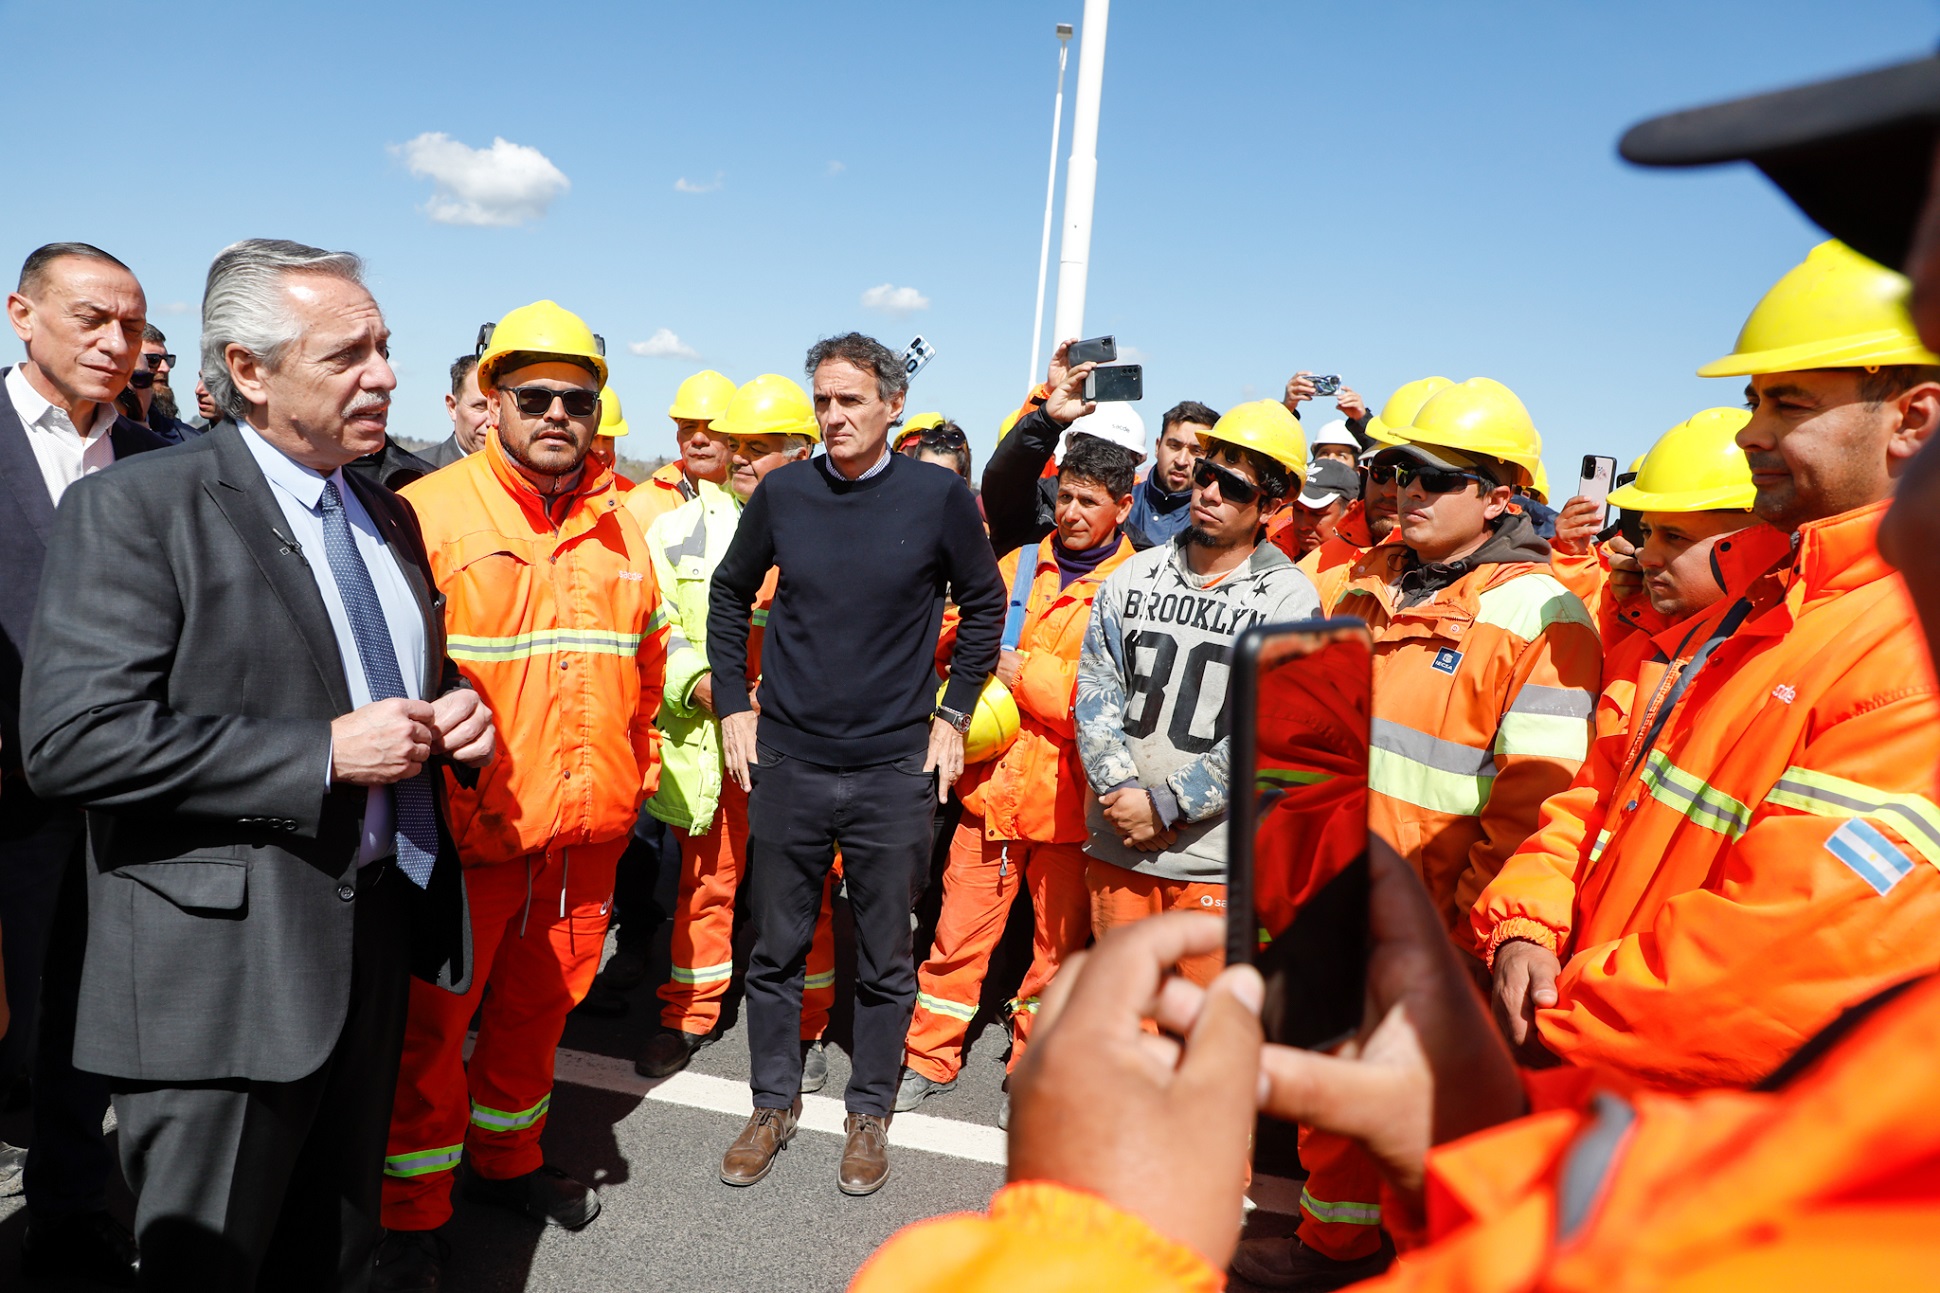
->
[935,704,973,736]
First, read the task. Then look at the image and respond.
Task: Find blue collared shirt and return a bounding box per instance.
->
[239,424,427,865]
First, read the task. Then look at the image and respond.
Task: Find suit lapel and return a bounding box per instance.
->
[205,425,355,714]
[0,369,56,544]
[346,473,444,698]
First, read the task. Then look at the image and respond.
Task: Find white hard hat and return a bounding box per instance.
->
[1058,403,1147,463]
[1313,418,1359,449]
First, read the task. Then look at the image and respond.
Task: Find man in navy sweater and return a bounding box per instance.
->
[708,332,1005,1196]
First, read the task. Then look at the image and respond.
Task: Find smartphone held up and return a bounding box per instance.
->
[1226,619,1372,1052]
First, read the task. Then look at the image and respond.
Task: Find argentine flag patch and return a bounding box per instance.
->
[1825,818,1915,896]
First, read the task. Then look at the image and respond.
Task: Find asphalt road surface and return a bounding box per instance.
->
[0,838,1308,1292]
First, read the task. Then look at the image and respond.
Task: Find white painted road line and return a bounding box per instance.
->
[548,1045,1304,1215]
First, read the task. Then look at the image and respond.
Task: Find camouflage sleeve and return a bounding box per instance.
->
[1162,737,1232,826]
[1076,576,1141,794]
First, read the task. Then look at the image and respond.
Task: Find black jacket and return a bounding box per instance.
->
[346,436,437,492]
[21,424,471,1082]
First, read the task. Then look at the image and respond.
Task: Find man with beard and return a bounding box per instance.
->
[375,301,668,1291]
[1124,400,1214,548]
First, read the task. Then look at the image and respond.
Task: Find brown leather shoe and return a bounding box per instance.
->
[838,1113,891,1195]
[720,1104,798,1186]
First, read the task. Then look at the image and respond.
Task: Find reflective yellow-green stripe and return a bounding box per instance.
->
[670,960,735,986]
[470,1094,550,1134]
[1589,828,1613,864]
[803,970,835,991]
[1257,768,1333,788]
[1640,750,1752,839]
[916,992,978,1023]
[1010,996,1040,1016]
[1764,766,1940,868]
[1369,720,1494,817]
[1475,573,1595,637]
[1300,1186,1382,1225]
[751,609,770,627]
[385,1144,462,1178]
[448,628,645,662]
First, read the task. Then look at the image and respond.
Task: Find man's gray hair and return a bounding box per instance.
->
[804,332,908,405]
[201,239,365,421]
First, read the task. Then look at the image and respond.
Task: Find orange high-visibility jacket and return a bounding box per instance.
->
[941,537,1134,844]
[1548,544,1668,651]
[1474,502,1940,1089]
[1278,500,1375,616]
[852,973,1940,1293]
[1332,533,1602,948]
[401,433,669,866]
[621,460,696,531]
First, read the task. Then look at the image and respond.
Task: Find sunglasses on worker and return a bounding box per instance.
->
[144,352,175,370]
[1367,461,1492,494]
[502,385,600,419]
[1191,456,1262,506]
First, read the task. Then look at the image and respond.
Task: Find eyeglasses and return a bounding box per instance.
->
[918,427,968,450]
[144,352,175,370]
[503,385,600,418]
[1192,456,1261,506]
[1370,462,1492,494]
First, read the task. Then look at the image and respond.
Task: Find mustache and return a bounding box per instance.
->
[343,392,390,418]
[1744,452,1786,473]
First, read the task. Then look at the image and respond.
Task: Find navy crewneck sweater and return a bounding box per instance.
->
[709,452,1006,765]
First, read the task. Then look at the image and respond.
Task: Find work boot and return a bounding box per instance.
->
[838,1113,891,1196]
[635,1027,711,1078]
[596,948,649,992]
[372,1228,449,1292]
[20,1209,139,1287]
[462,1163,602,1230]
[0,1142,24,1198]
[1227,1233,1395,1291]
[720,1104,799,1186]
[894,1065,955,1112]
[801,1039,829,1094]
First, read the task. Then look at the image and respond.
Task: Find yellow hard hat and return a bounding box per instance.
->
[1607,408,1755,513]
[1389,378,1543,487]
[1528,461,1551,504]
[897,412,946,449]
[940,679,1021,764]
[1200,399,1308,484]
[475,300,607,394]
[997,407,1024,442]
[1366,376,1454,444]
[1699,240,1940,377]
[598,388,629,437]
[710,374,821,444]
[667,369,737,422]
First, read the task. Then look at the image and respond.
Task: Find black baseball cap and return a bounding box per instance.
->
[1620,51,1940,270]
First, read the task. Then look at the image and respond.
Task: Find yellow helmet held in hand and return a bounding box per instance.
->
[475,300,608,393]
[1201,399,1308,484]
[668,369,737,422]
[1390,378,1543,487]
[711,374,821,443]
[598,388,629,437]
[1366,376,1454,443]
[939,679,1022,764]
[1699,240,1940,376]
[1607,408,1755,513]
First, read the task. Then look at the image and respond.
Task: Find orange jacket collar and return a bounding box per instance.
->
[482,425,619,530]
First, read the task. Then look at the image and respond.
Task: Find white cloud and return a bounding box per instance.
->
[825,160,846,177]
[860,283,930,316]
[674,172,724,194]
[1118,344,1148,363]
[629,328,700,360]
[393,132,569,227]
[156,301,192,316]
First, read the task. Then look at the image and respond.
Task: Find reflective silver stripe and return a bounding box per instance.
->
[916,992,977,1022]
[1370,718,1495,777]
[384,1145,463,1178]
[469,1093,551,1133]
[803,970,836,991]
[1299,1186,1382,1225]
[670,960,735,985]
[1507,684,1596,720]
[1764,767,1940,869]
[1556,1092,1636,1241]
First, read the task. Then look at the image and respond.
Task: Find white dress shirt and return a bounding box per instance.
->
[239,424,427,866]
[5,364,118,505]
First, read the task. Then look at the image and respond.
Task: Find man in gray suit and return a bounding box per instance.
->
[22,238,492,1292]
[417,354,489,471]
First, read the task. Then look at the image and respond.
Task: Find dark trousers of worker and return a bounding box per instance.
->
[0,801,116,1221]
[744,743,935,1116]
[112,859,411,1293]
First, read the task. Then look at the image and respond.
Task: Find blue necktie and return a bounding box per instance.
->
[319,481,439,888]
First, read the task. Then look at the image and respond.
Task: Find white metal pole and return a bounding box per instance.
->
[1051,0,1110,351]
[1028,26,1073,390]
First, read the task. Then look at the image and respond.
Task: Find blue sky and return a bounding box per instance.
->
[4,0,1935,480]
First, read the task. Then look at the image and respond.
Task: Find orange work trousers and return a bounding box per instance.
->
[1085,859,1227,986]
[382,837,625,1231]
[1297,1127,1385,1260]
[905,818,1091,1083]
[658,776,837,1041]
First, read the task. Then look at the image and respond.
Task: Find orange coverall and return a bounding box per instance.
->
[905,537,1133,1083]
[382,434,668,1228]
[849,971,1940,1293]
[621,459,698,530]
[1280,499,1375,615]
[1473,502,1940,1090]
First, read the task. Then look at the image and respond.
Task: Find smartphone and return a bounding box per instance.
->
[1084,363,1143,403]
[1577,455,1618,508]
[1068,334,1117,366]
[1226,619,1371,1051]
[1308,374,1342,397]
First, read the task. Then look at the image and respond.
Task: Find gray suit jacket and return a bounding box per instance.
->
[418,435,469,471]
[21,423,471,1083]
[0,368,170,807]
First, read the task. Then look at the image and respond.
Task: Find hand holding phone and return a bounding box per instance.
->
[1084,363,1143,403]
[1576,455,1617,508]
[1068,335,1117,366]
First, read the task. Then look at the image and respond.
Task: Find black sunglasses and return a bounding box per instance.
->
[918,427,968,450]
[503,385,600,419]
[1381,462,1492,495]
[144,352,175,370]
[1192,456,1261,506]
